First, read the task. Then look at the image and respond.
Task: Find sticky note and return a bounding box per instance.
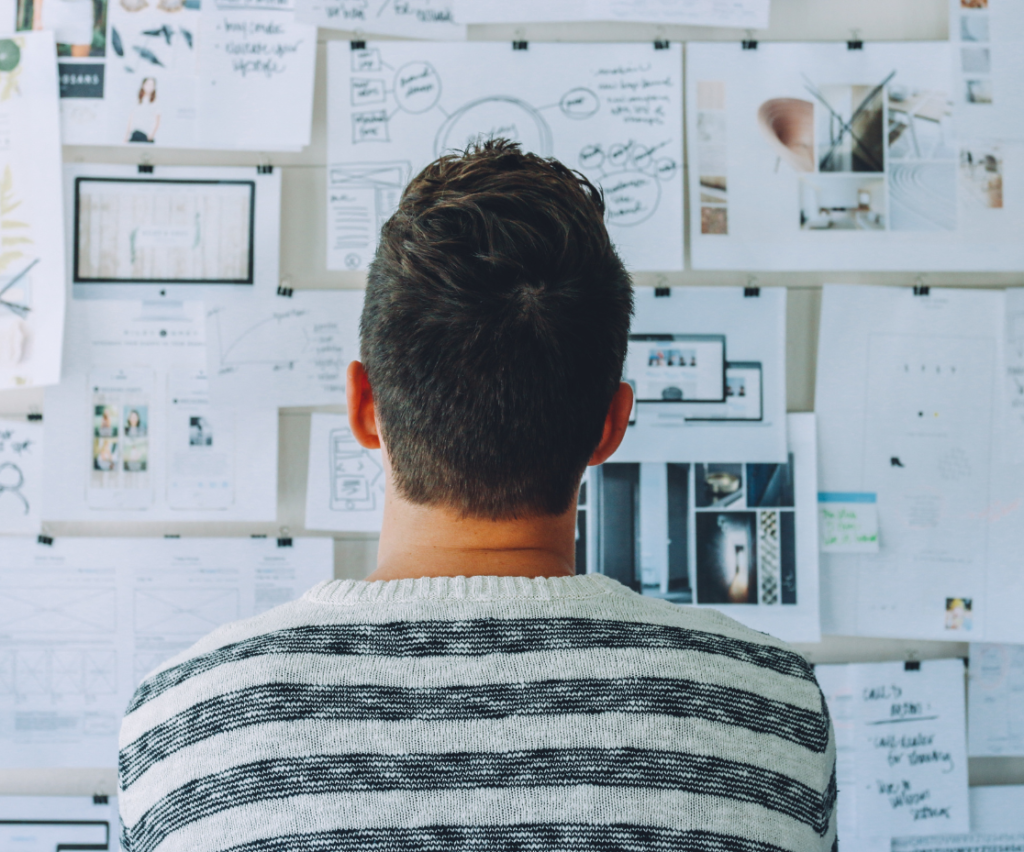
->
[819,492,879,553]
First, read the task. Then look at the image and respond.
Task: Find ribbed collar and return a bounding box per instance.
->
[304,573,629,605]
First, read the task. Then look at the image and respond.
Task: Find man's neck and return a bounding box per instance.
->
[366,492,578,582]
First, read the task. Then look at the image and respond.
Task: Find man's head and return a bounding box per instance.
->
[355,139,633,520]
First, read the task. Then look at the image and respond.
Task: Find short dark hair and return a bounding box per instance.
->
[361,139,633,519]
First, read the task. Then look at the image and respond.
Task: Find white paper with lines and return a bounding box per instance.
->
[816,659,970,847]
[0,537,333,768]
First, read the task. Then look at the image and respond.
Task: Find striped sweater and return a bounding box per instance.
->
[118,573,837,852]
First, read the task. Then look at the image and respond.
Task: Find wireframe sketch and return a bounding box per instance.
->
[329,42,684,271]
[0,587,117,633]
[134,588,240,635]
[329,426,383,511]
[0,648,116,695]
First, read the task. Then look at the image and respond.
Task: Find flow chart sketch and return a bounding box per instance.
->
[206,289,364,408]
[296,0,466,38]
[1,537,334,769]
[0,418,42,534]
[0,33,66,392]
[306,413,385,532]
[327,41,684,272]
[688,42,1024,271]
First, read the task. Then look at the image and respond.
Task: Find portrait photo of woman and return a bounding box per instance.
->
[126,77,160,143]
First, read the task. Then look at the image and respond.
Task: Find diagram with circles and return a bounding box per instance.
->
[327,42,684,272]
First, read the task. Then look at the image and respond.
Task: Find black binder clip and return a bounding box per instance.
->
[27,413,42,421]
[904,660,921,671]
[138,164,154,174]
[913,285,930,296]
[277,537,293,548]
[744,287,761,297]
[654,39,670,50]
[37,534,53,546]
[847,40,864,50]
[94,795,109,805]
[654,287,671,298]
[277,285,294,298]
[350,40,366,50]
[742,39,758,50]
[512,40,528,50]
[257,164,273,175]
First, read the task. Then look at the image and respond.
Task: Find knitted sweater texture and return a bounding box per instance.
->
[118,573,837,852]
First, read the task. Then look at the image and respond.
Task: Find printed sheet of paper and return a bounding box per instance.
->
[206,289,363,409]
[582,413,818,642]
[816,284,1024,642]
[296,0,465,38]
[18,0,315,149]
[0,537,333,769]
[950,0,1024,141]
[968,643,1024,756]
[1003,288,1024,461]
[43,300,278,522]
[326,41,683,272]
[687,42,1024,271]
[0,417,41,534]
[457,0,770,28]
[0,795,120,850]
[816,659,970,848]
[0,32,66,392]
[305,412,384,533]
[611,287,787,464]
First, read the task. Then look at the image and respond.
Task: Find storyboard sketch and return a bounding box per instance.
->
[816,659,970,848]
[457,0,771,28]
[0,536,333,769]
[687,42,1024,271]
[326,41,684,272]
[42,300,278,522]
[0,32,66,393]
[18,0,316,149]
[968,643,1024,757]
[611,286,787,464]
[949,0,1024,141]
[0,417,41,534]
[65,163,283,300]
[206,288,363,409]
[816,284,1024,643]
[581,413,818,642]
[305,412,385,533]
[296,0,465,38]
[0,795,120,851]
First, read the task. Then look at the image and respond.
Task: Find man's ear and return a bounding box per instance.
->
[346,361,381,450]
[588,382,633,467]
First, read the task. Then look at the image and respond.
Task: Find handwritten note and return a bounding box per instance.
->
[0,418,42,534]
[295,0,466,38]
[819,492,879,553]
[816,660,970,846]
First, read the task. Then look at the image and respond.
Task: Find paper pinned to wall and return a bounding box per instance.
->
[206,289,363,409]
[890,786,1024,851]
[968,643,1024,756]
[816,284,1024,642]
[611,287,788,464]
[43,300,278,522]
[457,0,771,29]
[326,41,684,272]
[0,32,66,393]
[1003,288,1024,461]
[0,795,119,850]
[305,412,385,533]
[818,492,879,553]
[295,0,466,38]
[0,417,41,534]
[816,659,970,848]
[0,537,334,769]
[583,412,819,642]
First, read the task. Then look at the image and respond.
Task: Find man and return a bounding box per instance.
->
[119,140,836,852]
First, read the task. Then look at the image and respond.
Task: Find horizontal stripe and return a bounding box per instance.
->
[126,787,833,852]
[119,678,829,790]
[126,618,814,713]
[120,712,832,820]
[121,644,826,747]
[126,747,831,852]
[218,824,800,852]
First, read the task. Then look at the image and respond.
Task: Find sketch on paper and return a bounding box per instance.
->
[306,413,386,532]
[0,587,118,633]
[328,42,684,271]
[330,426,383,511]
[134,588,240,634]
[295,0,465,38]
[0,649,117,696]
[0,419,41,533]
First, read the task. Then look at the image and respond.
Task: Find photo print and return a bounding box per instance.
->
[695,511,758,605]
[945,596,974,631]
[17,0,109,56]
[87,368,154,508]
[960,144,1003,209]
[696,80,727,233]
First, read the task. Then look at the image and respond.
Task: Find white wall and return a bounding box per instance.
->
[3,0,1022,798]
